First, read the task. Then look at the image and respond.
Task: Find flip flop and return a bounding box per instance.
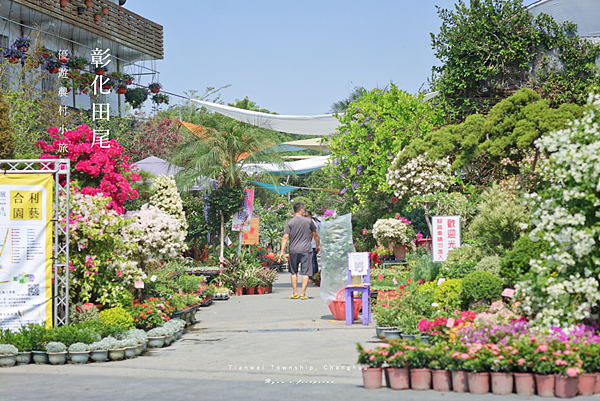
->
[289,295,299,299]
[300,296,309,300]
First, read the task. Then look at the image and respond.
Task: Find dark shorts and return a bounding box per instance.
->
[288,252,312,276]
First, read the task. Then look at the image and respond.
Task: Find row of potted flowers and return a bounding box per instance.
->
[357,336,600,398]
[0,319,187,368]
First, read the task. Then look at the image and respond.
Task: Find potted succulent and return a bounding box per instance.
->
[124,87,149,109]
[147,327,166,348]
[0,344,18,367]
[46,341,68,365]
[122,338,138,359]
[89,339,109,362]
[107,338,126,361]
[13,36,31,52]
[68,342,90,364]
[125,329,148,356]
[93,10,103,22]
[148,82,162,93]
[77,3,87,15]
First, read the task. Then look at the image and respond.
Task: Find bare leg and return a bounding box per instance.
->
[291,273,298,296]
[300,275,309,297]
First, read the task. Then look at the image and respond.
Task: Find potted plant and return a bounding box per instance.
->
[68,342,90,364]
[12,328,32,365]
[122,338,138,359]
[94,64,108,75]
[357,343,385,389]
[4,47,22,64]
[0,344,18,367]
[512,337,536,395]
[114,81,127,94]
[578,342,599,396]
[93,10,102,21]
[44,57,62,74]
[406,342,432,390]
[107,338,126,361]
[13,36,31,52]
[489,344,514,395]
[313,270,321,287]
[28,324,48,364]
[40,46,50,59]
[462,345,493,395]
[553,344,583,399]
[532,343,557,397]
[148,82,162,93]
[46,341,68,365]
[147,327,167,348]
[102,4,110,15]
[60,0,68,7]
[429,342,453,392]
[123,73,134,85]
[85,0,93,7]
[449,345,470,393]
[77,3,87,15]
[151,93,169,105]
[372,216,415,261]
[124,87,149,109]
[386,342,409,389]
[66,54,88,70]
[89,339,109,362]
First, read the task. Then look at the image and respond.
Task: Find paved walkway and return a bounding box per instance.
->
[2,273,598,400]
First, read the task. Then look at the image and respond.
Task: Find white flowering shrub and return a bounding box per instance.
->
[516,93,600,328]
[387,153,454,199]
[372,218,415,246]
[150,174,188,232]
[121,204,187,263]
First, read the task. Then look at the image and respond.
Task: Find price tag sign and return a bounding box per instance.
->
[502,288,515,298]
[134,281,144,289]
[348,252,370,276]
[150,275,157,282]
[446,317,456,328]
[392,278,398,285]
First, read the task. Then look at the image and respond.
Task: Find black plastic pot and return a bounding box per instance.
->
[77,7,85,15]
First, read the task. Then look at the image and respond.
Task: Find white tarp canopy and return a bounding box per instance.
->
[528,0,600,38]
[242,155,330,176]
[190,92,439,137]
[133,156,212,191]
[190,99,339,136]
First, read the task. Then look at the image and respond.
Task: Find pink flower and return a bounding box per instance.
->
[537,345,548,353]
[378,274,384,281]
[460,353,470,360]
[369,355,375,361]
[452,352,460,358]
[566,367,578,378]
[362,228,368,235]
[517,358,525,366]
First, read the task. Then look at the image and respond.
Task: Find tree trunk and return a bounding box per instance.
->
[219,211,225,259]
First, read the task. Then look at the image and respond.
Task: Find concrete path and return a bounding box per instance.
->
[1,273,598,400]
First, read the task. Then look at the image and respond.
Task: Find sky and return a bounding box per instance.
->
[128,0,532,116]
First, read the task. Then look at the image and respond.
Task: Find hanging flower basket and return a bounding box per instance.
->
[148,82,162,93]
[95,68,105,75]
[125,87,149,109]
[49,67,60,74]
[117,87,127,94]
[151,93,169,105]
[102,83,112,90]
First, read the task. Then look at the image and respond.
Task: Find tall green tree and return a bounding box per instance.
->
[430,0,600,123]
[0,91,14,158]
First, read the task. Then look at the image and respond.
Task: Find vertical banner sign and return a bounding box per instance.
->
[242,217,260,245]
[231,189,254,232]
[431,215,461,263]
[0,174,53,330]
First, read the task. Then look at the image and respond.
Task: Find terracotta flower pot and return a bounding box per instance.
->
[60,0,68,7]
[85,0,92,7]
[102,84,111,90]
[151,88,160,93]
[578,373,595,396]
[247,287,255,295]
[432,369,452,392]
[102,7,109,15]
[8,57,18,64]
[17,46,28,52]
[234,287,243,296]
[95,69,105,75]
[42,53,49,59]
[314,279,320,287]
[386,367,409,390]
[555,376,578,398]
[393,244,409,261]
[410,368,432,391]
[256,286,265,295]
[514,372,536,396]
[452,370,469,393]
[467,372,490,394]
[362,367,382,389]
[49,67,59,74]
[535,374,556,397]
[94,14,101,22]
[491,372,513,395]
[595,372,600,394]
[58,56,68,63]
[117,87,127,94]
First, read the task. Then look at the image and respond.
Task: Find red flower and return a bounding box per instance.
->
[392,197,398,202]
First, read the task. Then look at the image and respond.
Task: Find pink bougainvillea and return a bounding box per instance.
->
[37,124,140,214]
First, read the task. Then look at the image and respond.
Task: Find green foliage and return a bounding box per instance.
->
[409,191,477,237]
[324,83,439,203]
[47,325,99,347]
[475,255,502,276]
[412,254,440,283]
[125,87,149,109]
[0,92,14,158]
[400,89,584,184]
[430,0,600,123]
[461,271,503,303]
[438,260,477,280]
[468,184,529,256]
[69,303,100,324]
[99,307,135,330]
[434,279,463,311]
[206,185,244,235]
[181,193,209,249]
[500,234,552,285]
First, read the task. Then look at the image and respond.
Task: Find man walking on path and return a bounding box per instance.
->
[279,202,320,299]
[304,210,320,284]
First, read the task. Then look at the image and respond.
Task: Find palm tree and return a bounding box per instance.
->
[173,118,285,257]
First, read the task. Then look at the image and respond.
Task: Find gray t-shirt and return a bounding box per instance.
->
[284,216,316,254]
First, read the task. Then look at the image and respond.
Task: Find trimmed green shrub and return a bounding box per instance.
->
[434,279,463,311]
[412,254,440,282]
[461,271,503,304]
[475,255,502,276]
[99,307,134,330]
[444,244,484,265]
[437,260,476,279]
[500,234,553,285]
